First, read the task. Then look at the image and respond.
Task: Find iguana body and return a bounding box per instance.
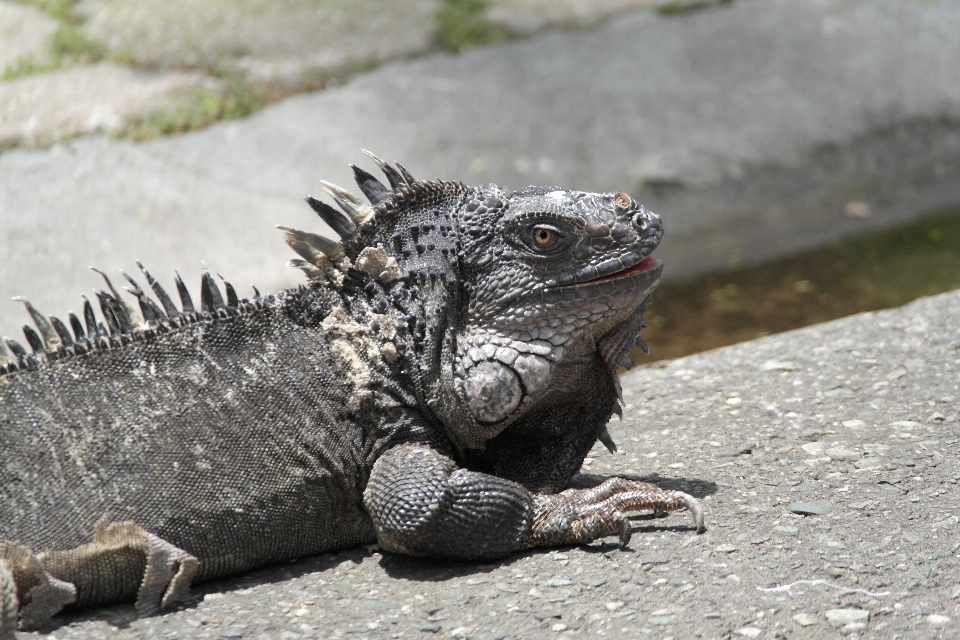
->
[0,153,701,636]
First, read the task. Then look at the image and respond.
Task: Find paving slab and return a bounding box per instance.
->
[3,0,960,330]
[75,0,439,88]
[0,0,58,73]
[13,278,960,639]
[73,0,715,87]
[0,0,718,152]
[0,62,217,148]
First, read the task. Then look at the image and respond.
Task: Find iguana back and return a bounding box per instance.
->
[2,287,381,577]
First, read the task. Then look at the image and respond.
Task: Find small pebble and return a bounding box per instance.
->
[711,448,738,457]
[736,626,761,638]
[737,441,758,454]
[800,429,824,442]
[581,576,607,587]
[826,448,860,461]
[714,544,737,553]
[927,614,951,626]
[789,500,833,515]
[792,613,818,626]
[801,442,826,456]
[854,457,884,470]
[551,623,568,632]
[825,609,869,627]
[841,419,865,429]
[774,525,799,536]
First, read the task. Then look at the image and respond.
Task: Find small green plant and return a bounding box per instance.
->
[2,56,56,81]
[120,76,265,141]
[2,19,106,79]
[656,0,727,17]
[48,24,104,65]
[435,0,513,52]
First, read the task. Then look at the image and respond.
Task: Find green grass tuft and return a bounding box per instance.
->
[435,0,513,52]
[656,0,726,17]
[2,56,55,81]
[120,76,265,141]
[2,14,106,80]
[48,23,104,64]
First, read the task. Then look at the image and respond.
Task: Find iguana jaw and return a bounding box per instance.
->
[556,255,661,288]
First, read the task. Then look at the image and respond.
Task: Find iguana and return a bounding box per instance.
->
[0,152,702,637]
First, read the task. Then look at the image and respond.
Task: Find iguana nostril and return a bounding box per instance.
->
[633,211,651,231]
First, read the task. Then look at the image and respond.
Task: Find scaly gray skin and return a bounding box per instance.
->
[0,153,702,637]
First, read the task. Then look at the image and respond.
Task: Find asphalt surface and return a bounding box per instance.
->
[15,288,960,639]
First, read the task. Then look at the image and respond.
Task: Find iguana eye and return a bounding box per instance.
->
[532,226,558,247]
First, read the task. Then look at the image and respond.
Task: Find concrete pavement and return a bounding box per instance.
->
[2,0,960,332]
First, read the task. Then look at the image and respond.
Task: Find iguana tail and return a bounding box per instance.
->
[0,552,17,640]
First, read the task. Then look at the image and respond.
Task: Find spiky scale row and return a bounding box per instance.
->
[175,273,195,315]
[305,196,358,240]
[350,165,391,205]
[137,260,180,320]
[0,266,254,377]
[285,151,428,288]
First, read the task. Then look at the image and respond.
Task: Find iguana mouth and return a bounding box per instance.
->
[546,253,661,289]
[578,255,661,285]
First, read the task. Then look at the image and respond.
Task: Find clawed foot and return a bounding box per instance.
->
[2,520,198,632]
[526,477,704,550]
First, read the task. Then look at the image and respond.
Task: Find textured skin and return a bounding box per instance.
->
[0,155,702,636]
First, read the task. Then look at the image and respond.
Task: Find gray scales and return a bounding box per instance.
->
[0,153,702,637]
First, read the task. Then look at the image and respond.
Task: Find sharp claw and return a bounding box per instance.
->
[680,493,705,533]
[618,519,632,549]
[598,426,618,454]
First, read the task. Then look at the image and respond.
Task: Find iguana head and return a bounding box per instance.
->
[451,184,662,430]
[284,154,662,452]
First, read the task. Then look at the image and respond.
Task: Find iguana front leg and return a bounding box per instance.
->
[0,520,198,634]
[364,444,702,560]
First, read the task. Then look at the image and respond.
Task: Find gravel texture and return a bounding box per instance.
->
[13,286,960,639]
